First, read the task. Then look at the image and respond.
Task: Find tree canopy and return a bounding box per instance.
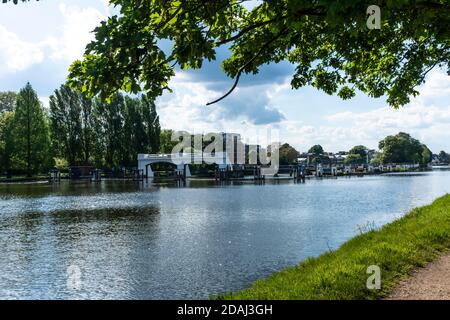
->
[1,0,36,4]
[11,83,51,176]
[4,1,449,106]
[0,111,14,174]
[49,85,93,166]
[345,145,368,165]
[308,144,324,155]
[90,92,161,168]
[438,150,450,163]
[60,0,450,107]
[159,129,179,154]
[1,82,162,177]
[378,132,431,165]
[348,145,368,158]
[279,143,300,165]
[0,92,18,113]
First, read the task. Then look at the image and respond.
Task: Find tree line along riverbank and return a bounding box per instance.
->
[219,194,450,300]
[1,85,447,182]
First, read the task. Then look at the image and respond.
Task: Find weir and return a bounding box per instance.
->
[137,153,307,183]
[138,152,232,181]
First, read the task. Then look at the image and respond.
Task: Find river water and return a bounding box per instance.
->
[1,171,450,299]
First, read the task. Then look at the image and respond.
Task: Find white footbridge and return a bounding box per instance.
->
[138,152,234,178]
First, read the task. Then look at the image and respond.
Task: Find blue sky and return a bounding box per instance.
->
[1,0,450,153]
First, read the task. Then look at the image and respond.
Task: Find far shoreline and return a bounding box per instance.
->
[0,167,440,186]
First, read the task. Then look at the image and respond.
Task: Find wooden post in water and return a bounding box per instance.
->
[91,169,102,182]
[132,169,144,182]
[48,169,61,183]
[296,165,306,183]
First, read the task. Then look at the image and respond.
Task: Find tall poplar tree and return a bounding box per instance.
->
[0,92,17,113]
[142,95,161,155]
[49,85,96,166]
[0,111,14,176]
[12,83,51,176]
[49,85,83,166]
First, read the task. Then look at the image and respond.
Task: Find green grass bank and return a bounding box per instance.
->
[221,194,450,300]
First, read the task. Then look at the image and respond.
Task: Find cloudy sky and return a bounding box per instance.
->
[1,0,449,153]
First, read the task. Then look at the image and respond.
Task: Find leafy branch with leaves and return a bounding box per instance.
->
[3,0,450,107]
[65,0,450,107]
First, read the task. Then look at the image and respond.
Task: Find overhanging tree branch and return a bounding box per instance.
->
[414,1,450,10]
[216,17,285,46]
[207,27,289,106]
[215,9,325,46]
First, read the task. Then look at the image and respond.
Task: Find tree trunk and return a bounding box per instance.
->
[26,90,31,178]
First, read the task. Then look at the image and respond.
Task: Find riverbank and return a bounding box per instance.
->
[221,194,450,300]
[386,253,450,299]
[0,176,49,184]
[0,168,431,185]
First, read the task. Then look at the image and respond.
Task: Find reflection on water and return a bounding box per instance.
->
[1,172,450,299]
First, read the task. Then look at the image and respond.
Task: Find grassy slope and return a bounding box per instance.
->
[222,194,450,300]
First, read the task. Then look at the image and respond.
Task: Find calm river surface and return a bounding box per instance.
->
[1,171,450,299]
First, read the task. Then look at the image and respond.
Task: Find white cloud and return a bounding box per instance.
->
[418,69,450,99]
[0,25,44,74]
[47,4,106,62]
[157,68,450,153]
[157,73,286,135]
[39,96,50,109]
[0,2,105,78]
[101,0,111,14]
[275,122,373,153]
[319,103,450,152]
[290,69,450,152]
[156,73,223,131]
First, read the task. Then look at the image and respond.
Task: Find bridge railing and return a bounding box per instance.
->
[138,152,234,165]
